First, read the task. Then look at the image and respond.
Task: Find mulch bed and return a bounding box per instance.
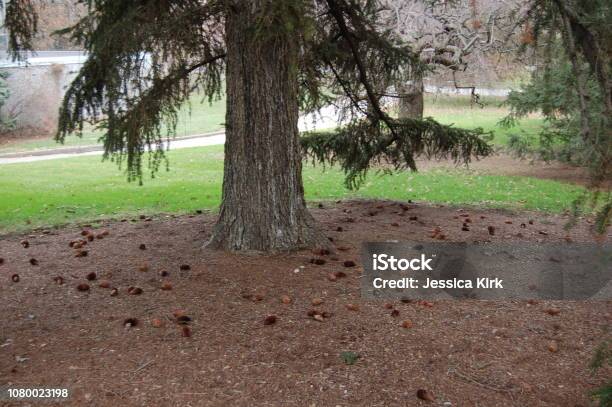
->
[0,200,610,406]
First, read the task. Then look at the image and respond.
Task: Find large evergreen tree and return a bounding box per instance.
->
[6,0,491,252]
[503,0,611,232]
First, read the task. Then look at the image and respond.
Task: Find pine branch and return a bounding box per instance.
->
[5,0,38,60]
[302,117,493,189]
[57,54,226,182]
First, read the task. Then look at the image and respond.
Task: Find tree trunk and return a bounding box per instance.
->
[208,2,327,252]
[397,78,424,119]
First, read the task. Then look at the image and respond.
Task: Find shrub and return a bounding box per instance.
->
[0,70,16,133]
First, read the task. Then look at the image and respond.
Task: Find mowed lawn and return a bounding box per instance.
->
[0,94,566,233]
[0,94,540,154]
[0,144,586,233]
[0,96,227,154]
[423,94,543,147]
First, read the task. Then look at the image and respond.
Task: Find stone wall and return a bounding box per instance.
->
[0,52,84,135]
[2,63,80,134]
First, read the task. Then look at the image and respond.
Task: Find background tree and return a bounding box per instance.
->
[6,0,491,252]
[503,0,611,233]
[382,0,518,118]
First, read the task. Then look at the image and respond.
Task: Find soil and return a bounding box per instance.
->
[0,200,610,407]
[414,154,609,188]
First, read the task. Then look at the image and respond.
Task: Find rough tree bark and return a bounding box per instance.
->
[397,78,424,119]
[208,2,327,252]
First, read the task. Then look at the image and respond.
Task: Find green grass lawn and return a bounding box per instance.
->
[0,94,540,154]
[0,145,585,233]
[423,94,543,147]
[0,93,560,233]
[0,96,227,154]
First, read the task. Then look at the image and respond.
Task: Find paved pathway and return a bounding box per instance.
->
[0,132,228,165]
[0,107,341,165]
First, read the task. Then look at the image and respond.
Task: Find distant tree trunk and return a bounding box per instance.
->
[397,78,424,119]
[208,2,327,252]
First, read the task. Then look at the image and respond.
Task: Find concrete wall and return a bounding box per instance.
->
[2,63,81,133]
[0,52,85,134]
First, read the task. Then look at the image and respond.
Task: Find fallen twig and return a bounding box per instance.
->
[133,360,155,374]
[448,367,515,393]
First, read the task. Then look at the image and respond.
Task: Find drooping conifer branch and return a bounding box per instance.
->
[48,0,226,181]
[5,0,38,59]
[300,0,492,186]
[302,117,492,189]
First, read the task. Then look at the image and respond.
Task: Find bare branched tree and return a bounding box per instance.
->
[382,0,519,118]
